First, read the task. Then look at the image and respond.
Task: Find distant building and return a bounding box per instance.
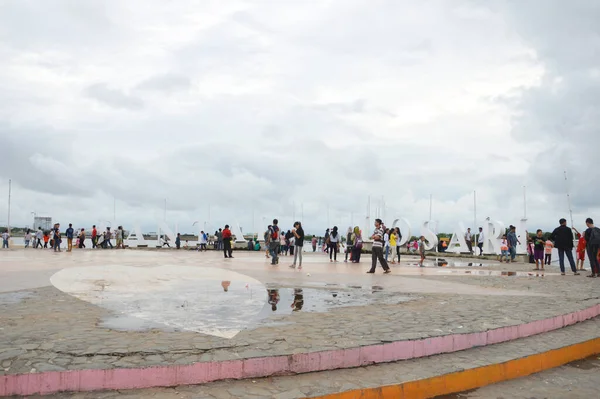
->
[33,216,52,231]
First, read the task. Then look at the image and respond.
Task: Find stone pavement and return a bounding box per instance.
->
[440,356,600,399]
[1,249,600,395]
[26,316,600,399]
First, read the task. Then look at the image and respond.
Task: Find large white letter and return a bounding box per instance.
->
[126,223,147,247]
[483,220,505,255]
[516,219,528,254]
[448,222,469,253]
[392,218,412,246]
[421,221,438,251]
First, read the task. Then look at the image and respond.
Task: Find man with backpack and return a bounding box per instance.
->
[584,218,600,278]
[268,219,280,265]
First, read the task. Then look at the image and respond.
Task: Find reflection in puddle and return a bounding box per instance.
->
[258,285,413,319]
[438,270,549,277]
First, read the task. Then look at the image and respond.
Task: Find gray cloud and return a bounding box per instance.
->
[135,74,191,93]
[0,0,593,234]
[83,83,144,110]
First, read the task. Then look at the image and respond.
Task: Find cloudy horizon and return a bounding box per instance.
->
[0,0,598,235]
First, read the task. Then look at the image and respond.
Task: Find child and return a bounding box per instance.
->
[544,239,554,266]
[576,231,587,271]
[418,236,426,267]
[43,232,49,248]
[500,235,509,263]
[533,230,545,271]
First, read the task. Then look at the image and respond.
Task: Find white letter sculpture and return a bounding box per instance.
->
[448,222,470,254]
[421,221,438,251]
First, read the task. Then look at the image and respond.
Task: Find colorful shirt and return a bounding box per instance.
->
[544,240,554,254]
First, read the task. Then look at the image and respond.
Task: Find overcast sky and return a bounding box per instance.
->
[0,0,598,235]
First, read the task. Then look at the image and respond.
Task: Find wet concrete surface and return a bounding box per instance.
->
[0,249,595,377]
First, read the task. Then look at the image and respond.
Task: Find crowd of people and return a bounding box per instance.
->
[4,215,600,278]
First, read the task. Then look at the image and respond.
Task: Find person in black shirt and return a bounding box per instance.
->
[532,229,545,270]
[551,218,579,275]
[290,222,305,269]
[584,218,600,278]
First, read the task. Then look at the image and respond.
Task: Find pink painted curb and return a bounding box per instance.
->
[2,303,600,396]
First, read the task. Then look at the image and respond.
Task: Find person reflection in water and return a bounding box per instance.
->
[268,289,280,311]
[291,289,304,311]
[221,281,231,292]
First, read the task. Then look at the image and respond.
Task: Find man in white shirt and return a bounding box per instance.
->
[477,227,484,256]
[1,230,9,249]
[35,228,43,249]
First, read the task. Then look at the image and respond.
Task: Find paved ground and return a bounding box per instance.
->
[27,316,600,399]
[439,356,600,399]
[1,248,598,377]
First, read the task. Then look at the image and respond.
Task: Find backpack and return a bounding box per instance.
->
[355,235,363,250]
[588,227,600,246]
[271,226,279,241]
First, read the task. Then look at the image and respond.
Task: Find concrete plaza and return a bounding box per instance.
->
[1,248,599,397]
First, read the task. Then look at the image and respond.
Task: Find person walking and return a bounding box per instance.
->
[323,228,330,253]
[328,226,340,262]
[116,226,125,249]
[222,225,233,258]
[24,229,32,248]
[269,219,280,265]
[551,219,579,275]
[584,218,600,278]
[290,221,304,269]
[311,235,317,252]
[351,227,363,263]
[35,227,43,249]
[79,228,86,248]
[175,233,181,250]
[477,227,484,256]
[199,231,208,251]
[367,219,391,274]
[344,227,353,263]
[105,228,114,249]
[499,235,509,263]
[66,223,74,252]
[1,229,9,249]
[506,225,520,263]
[161,235,170,248]
[43,231,49,248]
[465,228,474,255]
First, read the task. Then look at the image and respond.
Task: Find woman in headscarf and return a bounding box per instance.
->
[351,226,362,263]
[345,227,353,263]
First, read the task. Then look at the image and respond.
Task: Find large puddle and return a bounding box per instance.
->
[99,285,415,335]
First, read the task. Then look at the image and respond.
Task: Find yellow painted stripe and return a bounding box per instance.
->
[311,337,600,399]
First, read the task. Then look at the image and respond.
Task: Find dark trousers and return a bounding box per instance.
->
[329,243,338,260]
[345,245,352,261]
[396,246,401,262]
[352,246,362,262]
[466,241,473,254]
[36,238,42,248]
[544,254,552,265]
[269,242,280,264]
[587,245,600,274]
[477,242,483,255]
[370,246,390,272]
[92,237,97,248]
[223,240,232,258]
[558,249,577,273]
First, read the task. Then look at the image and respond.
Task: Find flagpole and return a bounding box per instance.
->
[7,179,11,236]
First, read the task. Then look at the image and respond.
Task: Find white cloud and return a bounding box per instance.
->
[1,0,593,235]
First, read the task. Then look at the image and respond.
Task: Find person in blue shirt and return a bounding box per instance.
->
[66,223,74,252]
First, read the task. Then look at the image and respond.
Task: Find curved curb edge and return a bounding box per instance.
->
[2,303,600,396]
